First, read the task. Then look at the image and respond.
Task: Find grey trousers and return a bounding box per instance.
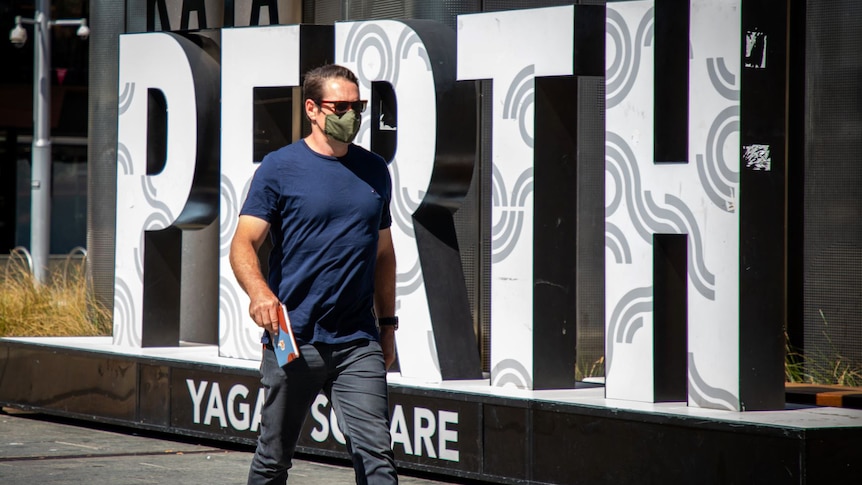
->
[247,339,398,485]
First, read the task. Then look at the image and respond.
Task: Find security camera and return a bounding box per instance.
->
[76,19,89,40]
[9,21,27,47]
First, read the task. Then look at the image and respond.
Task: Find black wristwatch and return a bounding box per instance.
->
[378,316,399,330]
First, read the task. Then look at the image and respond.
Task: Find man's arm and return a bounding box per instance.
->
[374,227,397,370]
[229,215,281,334]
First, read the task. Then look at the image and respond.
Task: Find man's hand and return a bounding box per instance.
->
[248,288,282,334]
[380,326,397,370]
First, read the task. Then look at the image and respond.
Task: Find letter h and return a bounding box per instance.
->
[604,0,787,411]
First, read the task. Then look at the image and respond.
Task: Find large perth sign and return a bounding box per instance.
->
[113,1,786,412]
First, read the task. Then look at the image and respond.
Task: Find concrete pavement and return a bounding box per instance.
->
[0,407,472,485]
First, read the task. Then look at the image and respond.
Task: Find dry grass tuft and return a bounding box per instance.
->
[576,355,605,382]
[0,253,111,337]
[785,312,862,388]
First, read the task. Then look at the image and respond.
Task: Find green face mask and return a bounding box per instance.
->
[324,109,361,144]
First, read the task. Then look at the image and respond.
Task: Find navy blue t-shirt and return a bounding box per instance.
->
[240,140,392,345]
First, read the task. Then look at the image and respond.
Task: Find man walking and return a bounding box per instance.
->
[230,64,399,485]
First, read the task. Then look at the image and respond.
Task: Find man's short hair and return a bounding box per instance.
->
[303,64,360,103]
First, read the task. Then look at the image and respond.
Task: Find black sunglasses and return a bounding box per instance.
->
[316,99,368,115]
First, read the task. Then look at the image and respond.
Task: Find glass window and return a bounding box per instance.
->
[14,140,87,254]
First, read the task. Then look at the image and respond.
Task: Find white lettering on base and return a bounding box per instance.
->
[391,405,460,462]
[227,384,250,431]
[187,379,263,432]
[186,381,459,461]
[204,382,227,427]
[390,405,413,455]
[414,407,437,459]
[309,394,346,445]
[186,379,208,424]
[438,410,459,462]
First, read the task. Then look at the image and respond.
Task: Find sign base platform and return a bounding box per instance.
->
[2,337,861,484]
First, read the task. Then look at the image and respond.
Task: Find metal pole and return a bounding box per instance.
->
[31,0,52,284]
